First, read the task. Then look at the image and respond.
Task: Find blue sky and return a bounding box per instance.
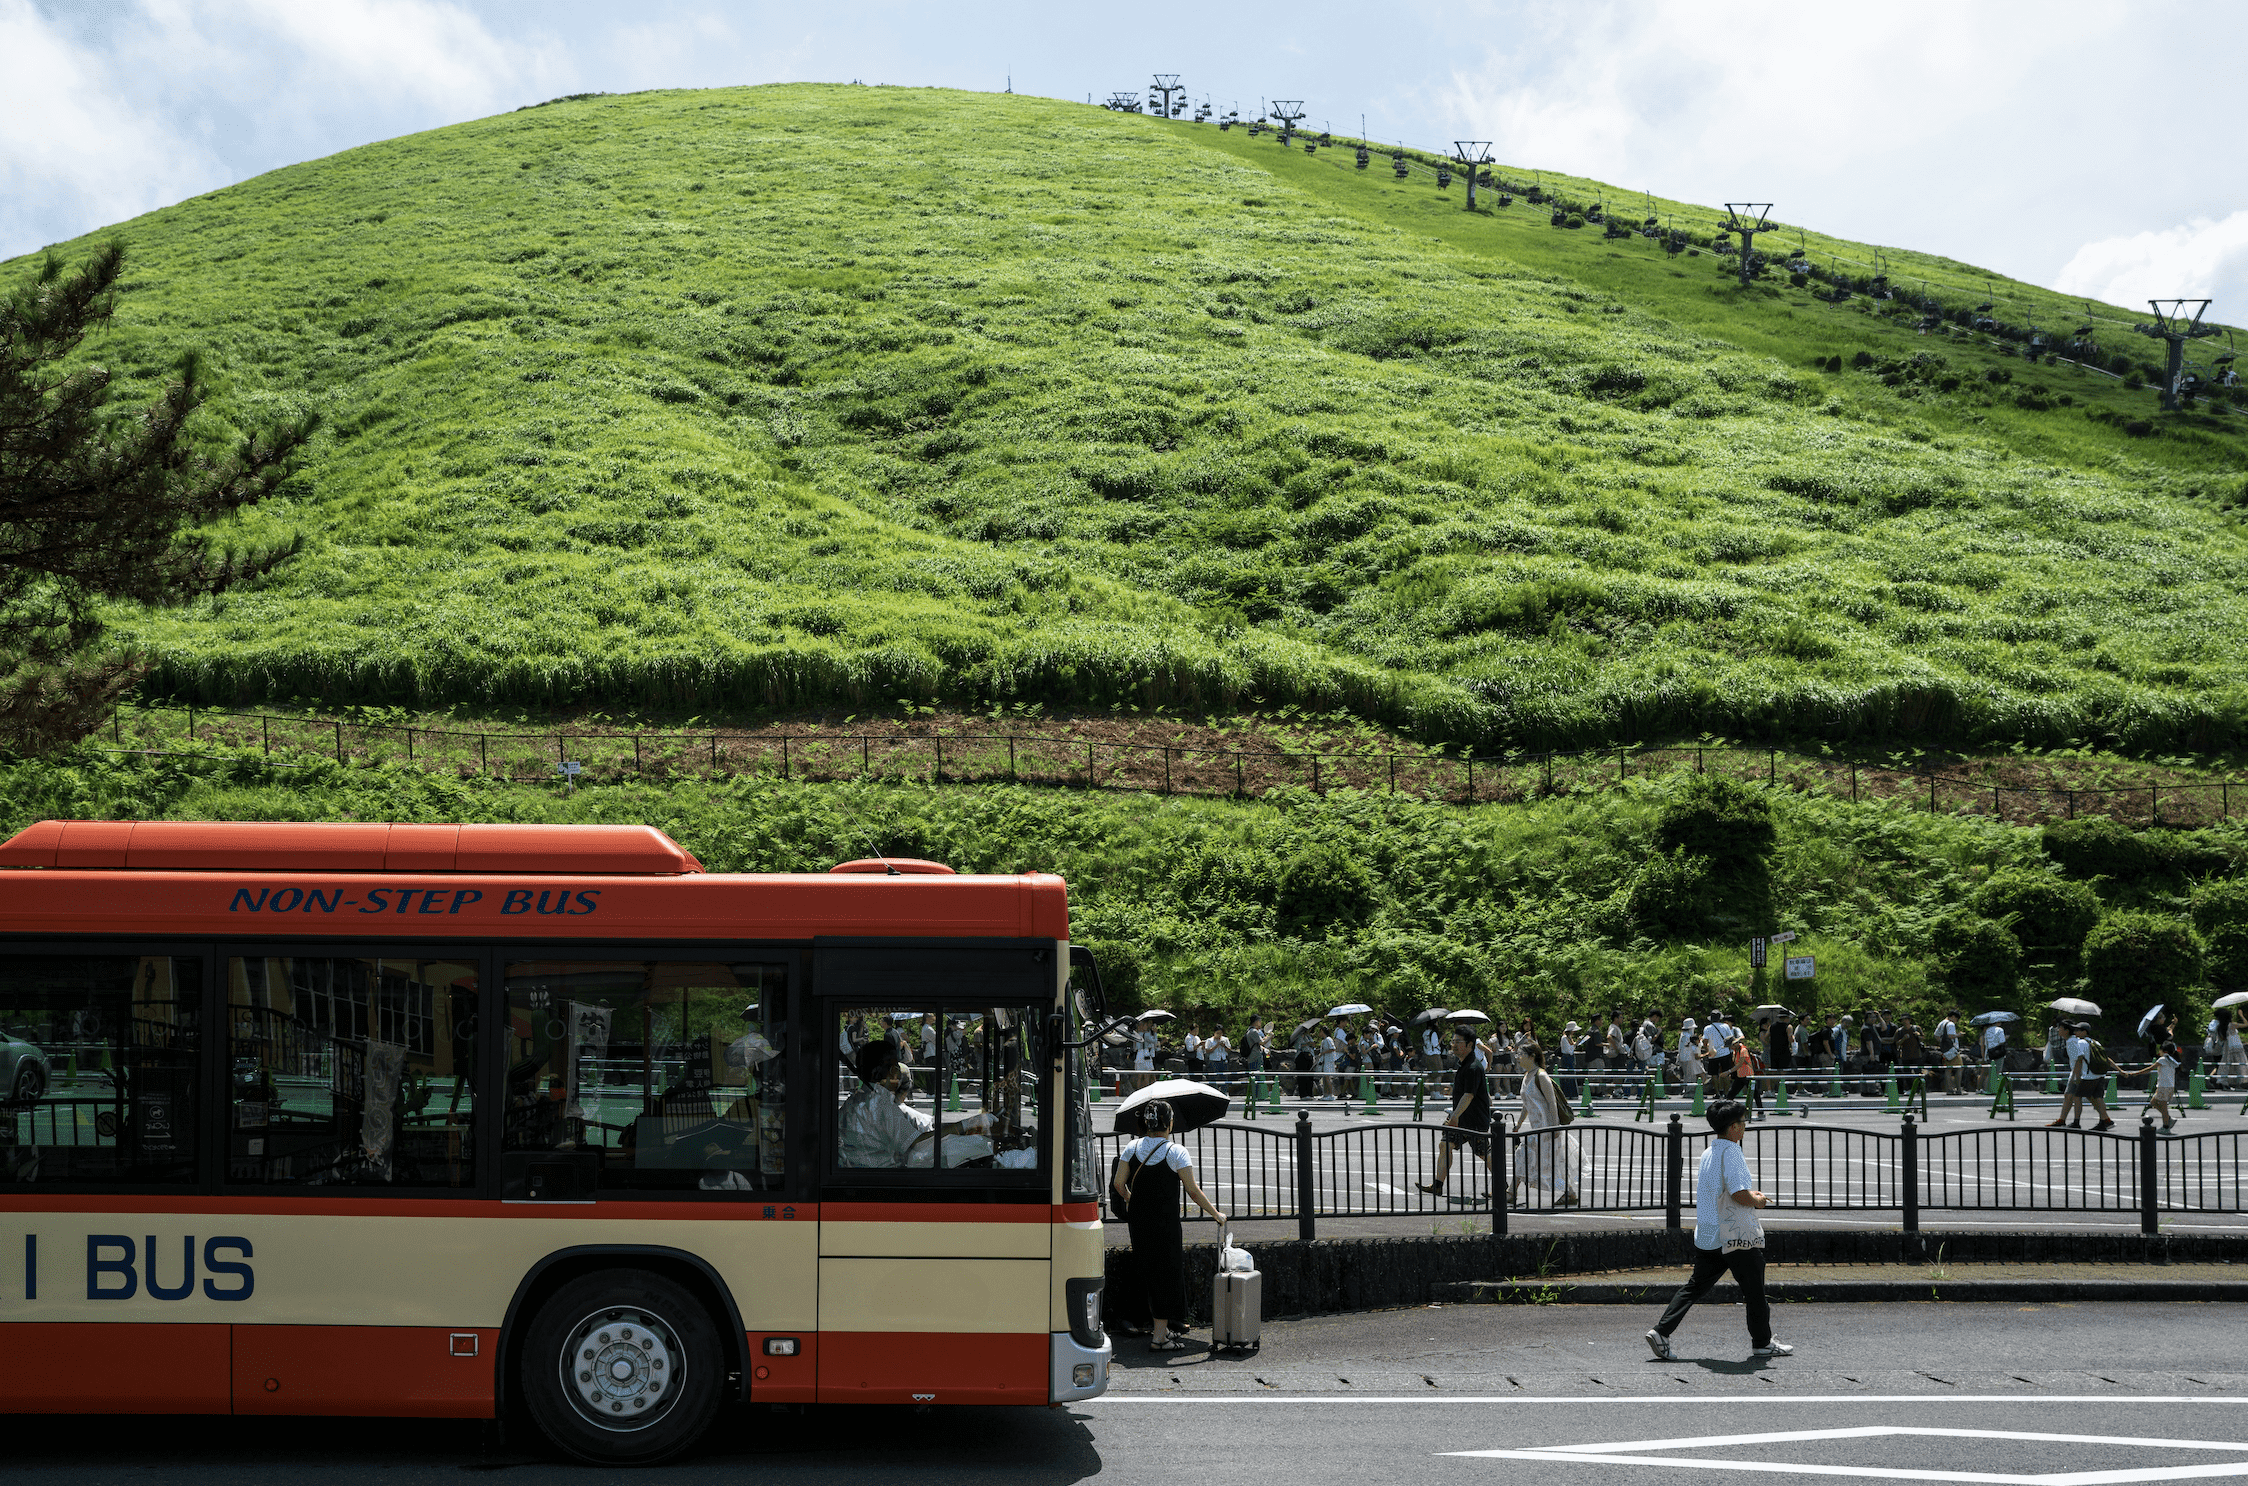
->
[5,0,2245,319]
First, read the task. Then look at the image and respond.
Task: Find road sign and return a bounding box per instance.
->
[1749,937,1767,969]
[1784,955,1816,981]
[1771,931,1798,945]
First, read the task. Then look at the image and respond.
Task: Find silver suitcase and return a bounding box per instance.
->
[1212,1266,1261,1351]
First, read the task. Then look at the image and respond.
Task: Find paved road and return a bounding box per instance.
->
[12,1305,2247,1484]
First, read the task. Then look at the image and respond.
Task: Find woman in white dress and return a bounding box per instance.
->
[1510,1041,1581,1208]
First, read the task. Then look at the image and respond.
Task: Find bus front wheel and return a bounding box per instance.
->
[520,1270,726,1465]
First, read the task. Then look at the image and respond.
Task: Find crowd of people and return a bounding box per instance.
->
[1105,1000,2238,1112]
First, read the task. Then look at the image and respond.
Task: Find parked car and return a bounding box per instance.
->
[1,1025,50,1103]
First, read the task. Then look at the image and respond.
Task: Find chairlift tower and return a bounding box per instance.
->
[1106,92,1138,113]
[1721,203,1774,290]
[1453,141,1494,210]
[1270,99,1307,145]
[2138,299,2221,411]
[1150,74,1185,119]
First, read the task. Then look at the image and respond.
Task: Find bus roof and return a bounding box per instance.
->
[0,821,1069,941]
[0,820,705,874]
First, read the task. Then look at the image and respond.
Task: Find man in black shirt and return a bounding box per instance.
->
[1419,1030,1493,1199]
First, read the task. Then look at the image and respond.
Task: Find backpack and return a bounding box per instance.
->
[1548,1072,1576,1125]
[2085,1040,2114,1076]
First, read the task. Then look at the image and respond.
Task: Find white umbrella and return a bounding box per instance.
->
[1971,1011,2019,1027]
[1327,1002,1373,1017]
[1446,1009,1490,1023]
[2047,998,2102,1018]
[2214,992,2248,1010]
[1135,1009,1177,1022]
[2138,1005,2167,1038]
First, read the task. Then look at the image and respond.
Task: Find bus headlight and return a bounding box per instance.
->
[1064,1276,1105,1349]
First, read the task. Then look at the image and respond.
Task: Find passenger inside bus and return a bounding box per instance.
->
[837,1039,992,1167]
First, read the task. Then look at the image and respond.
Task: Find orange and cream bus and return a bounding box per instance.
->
[0,819,1112,1463]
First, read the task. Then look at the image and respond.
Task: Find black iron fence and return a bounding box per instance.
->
[1094,1112,2241,1238]
[94,703,2248,829]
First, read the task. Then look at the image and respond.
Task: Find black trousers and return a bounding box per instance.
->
[1654,1246,1770,1348]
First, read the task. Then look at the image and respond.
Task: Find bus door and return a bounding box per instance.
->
[814,945,1056,1406]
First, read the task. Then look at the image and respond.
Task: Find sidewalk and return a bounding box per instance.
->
[1432,1259,2248,1305]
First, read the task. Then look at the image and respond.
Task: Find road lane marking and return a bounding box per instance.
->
[1088,1396,2248,1406]
[1442,1424,2248,1484]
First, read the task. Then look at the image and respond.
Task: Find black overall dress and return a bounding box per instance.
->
[1124,1139,1188,1323]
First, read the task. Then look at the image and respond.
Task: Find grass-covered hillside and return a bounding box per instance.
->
[18,84,2248,752]
[6,751,2239,1037]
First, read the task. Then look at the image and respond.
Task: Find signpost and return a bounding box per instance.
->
[1784,955,1816,981]
[1751,931,1797,970]
[559,759,582,794]
[1750,937,1767,969]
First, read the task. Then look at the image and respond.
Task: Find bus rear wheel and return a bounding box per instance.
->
[520,1270,725,1466]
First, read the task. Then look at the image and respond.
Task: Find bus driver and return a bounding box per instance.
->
[838,1040,991,1167]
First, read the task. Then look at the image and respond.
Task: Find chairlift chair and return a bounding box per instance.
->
[1551,209,1567,226]
[1318,131,1331,146]
[1436,165,1452,188]
[1355,145,1370,168]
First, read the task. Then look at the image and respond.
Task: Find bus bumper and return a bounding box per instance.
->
[1049,1330,1111,1403]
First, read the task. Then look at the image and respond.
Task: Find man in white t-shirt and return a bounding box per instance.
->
[1319,1027,1341,1099]
[1134,1023,1159,1090]
[1645,1098,1792,1361]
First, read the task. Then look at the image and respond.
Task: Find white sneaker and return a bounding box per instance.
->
[1753,1341,1794,1357]
[1645,1329,1675,1361]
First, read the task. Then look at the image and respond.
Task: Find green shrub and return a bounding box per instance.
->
[2190,880,2248,990]
[2082,911,2201,1006]
[1930,914,2020,1000]
[1275,843,1378,937]
[1079,936,1145,1012]
[1971,868,2100,954]
[2039,818,2233,881]
[1653,773,1776,869]
[1624,847,1716,940]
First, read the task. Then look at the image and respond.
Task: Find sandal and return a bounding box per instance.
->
[1417,1180,1445,1195]
[1149,1337,1187,1352]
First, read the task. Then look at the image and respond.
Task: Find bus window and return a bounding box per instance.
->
[504,961,788,1194]
[832,1005,1041,1176]
[0,954,201,1186]
[228,956,478,1188]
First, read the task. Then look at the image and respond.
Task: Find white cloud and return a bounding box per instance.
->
[2053,212,2248,324]
[0,0,222,258]
[0,0,572,263]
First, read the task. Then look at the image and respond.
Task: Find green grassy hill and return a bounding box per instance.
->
[19,84,2248,753]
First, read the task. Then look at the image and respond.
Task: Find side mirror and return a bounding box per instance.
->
[1067,946,1107,1026]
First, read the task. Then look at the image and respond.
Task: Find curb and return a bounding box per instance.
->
[1431,1278,2248,1305]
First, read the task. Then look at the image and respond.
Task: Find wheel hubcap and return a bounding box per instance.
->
[559,1307,682,1432]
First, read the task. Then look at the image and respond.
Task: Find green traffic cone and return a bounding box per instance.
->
[2044,1068,2057,1095]
[1829,1072,1842,1098]
[2189,1068,2208,1110]
[1363,1074,1378,1115]
[1413,1075,1427,1122]
[1690,1079,1705,1118]
[2106,1071,2120,1104]
[1267,1076,1283,1115]
[1580,1076,1596,1120]
[1884,1076,1900,1112]
[1775,1078,1791,1116]
[947,1072,962,1113]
